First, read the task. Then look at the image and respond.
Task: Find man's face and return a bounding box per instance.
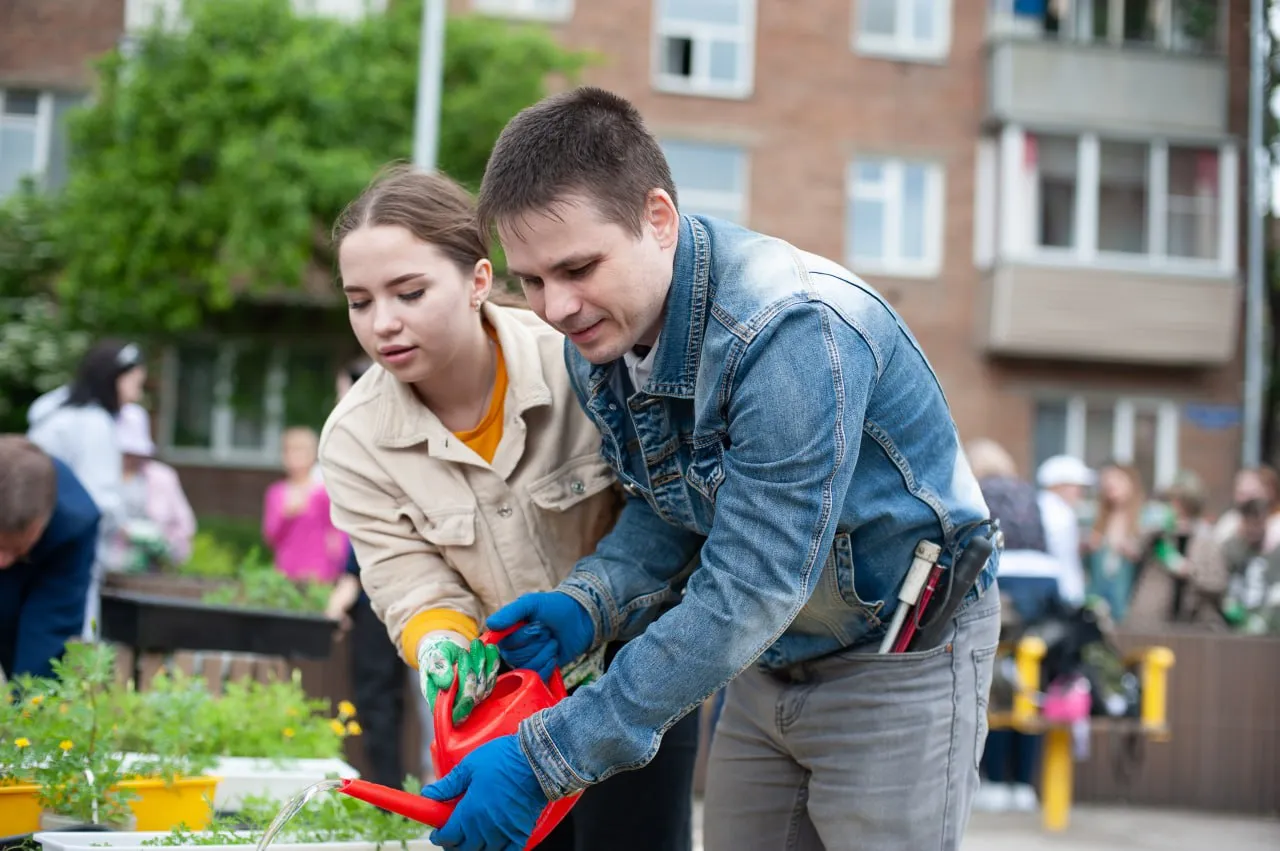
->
[500,192,680,364]
[0,518,47,569]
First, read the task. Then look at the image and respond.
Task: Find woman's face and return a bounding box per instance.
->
[1234,471,1269,507]
[339,225,490,389]
[1100,467,1133,505]
[117,365,147,407]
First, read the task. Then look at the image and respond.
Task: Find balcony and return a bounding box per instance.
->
[982,263,1239,365]
[986,0,1230,138]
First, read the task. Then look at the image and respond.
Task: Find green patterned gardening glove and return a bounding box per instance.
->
[417,631,502,725]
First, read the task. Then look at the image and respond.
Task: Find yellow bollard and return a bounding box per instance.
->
[1140,646,1175,740]
[1013,636,1046,729]
[1040,727,1073,831]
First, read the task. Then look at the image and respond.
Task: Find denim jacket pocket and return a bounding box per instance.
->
[831,531,886,615]
[405,504,476,547]
[683,439,725,502]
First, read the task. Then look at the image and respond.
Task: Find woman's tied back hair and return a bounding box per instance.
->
[332,163,489,273]
[477,86,678,239]
[0,436,57,535]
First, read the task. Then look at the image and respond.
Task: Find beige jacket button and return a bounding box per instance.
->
[498,505,513,518]
[570,480,586,495]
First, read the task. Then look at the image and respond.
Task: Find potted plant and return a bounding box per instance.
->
[4,644,221,833]
[33,784,432,851]
[17,644,139,831]
[1,682,49,833]
[115,669,360,813]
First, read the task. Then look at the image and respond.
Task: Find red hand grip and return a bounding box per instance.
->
[337,778,455,827]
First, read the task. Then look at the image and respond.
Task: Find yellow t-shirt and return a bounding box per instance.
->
[451,323,507,465]
[402,323,507,663]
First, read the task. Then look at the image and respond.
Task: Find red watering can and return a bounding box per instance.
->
[338,624,580,849]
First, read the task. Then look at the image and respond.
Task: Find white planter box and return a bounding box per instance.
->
[35,832,438,851]
[209,756,361,811]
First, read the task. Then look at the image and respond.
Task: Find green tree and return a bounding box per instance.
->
[53,0,589,333]
[0,182,89,431]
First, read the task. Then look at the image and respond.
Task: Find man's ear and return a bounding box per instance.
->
[646,189,680,250]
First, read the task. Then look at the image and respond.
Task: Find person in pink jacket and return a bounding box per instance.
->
[107,403,197,572]
[263,427,347,582]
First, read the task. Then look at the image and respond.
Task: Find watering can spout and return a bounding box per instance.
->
[337,778,455,827]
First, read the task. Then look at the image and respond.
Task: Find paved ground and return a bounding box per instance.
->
[692,801,1280,850]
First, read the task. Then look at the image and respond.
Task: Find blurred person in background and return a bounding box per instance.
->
[0,437,99,680]
[967,439,1065,814]
[27,339,147,638]
[1128,471,1227,627]
[103,403,197,573]
[318,165,698,851]
[263,427,348,583]
[1084,463,1146,624]
[1214,466,1280,552]
[1035,455,1094,605]
[1217,496,1280,634]
[324,355,410,789]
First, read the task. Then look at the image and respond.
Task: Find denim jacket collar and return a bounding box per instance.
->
[587,214,710,400]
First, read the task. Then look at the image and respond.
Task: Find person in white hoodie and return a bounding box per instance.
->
[27,339,147,638]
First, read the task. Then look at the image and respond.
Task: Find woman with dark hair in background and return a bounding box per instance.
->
[323,355,409,788]
[27,339,147,638]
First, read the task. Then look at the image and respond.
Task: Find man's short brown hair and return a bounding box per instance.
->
[0,436,57,535]
[477,87,677,239]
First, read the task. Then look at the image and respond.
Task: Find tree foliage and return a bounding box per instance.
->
[53,0,590,332]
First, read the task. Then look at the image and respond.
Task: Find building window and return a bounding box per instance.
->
[162,342,338,467]
[1033,396,1179,493]
[663,140,748,224]
[855,0,952,62]
[847,157,945,278]
[653,0,756,99]
[987,0,1223,54]
[0,90,45,199]
[1008,130,1233,272]
[472,0,573,21]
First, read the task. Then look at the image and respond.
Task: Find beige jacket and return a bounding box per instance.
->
[318,303,622,660]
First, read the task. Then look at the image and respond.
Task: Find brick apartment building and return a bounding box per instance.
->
[0,0,1254,514]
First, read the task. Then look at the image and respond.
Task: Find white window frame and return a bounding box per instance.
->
[652,0,757,100]
[662,139,750,225]
[1046,395,1180,491]
[854,0,953,63]
[997,126,1238,278]
[846,157,946,279]
[0,89,55,197]
[158,343,293,469]
[472,0,573,21]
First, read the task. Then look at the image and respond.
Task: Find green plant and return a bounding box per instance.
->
[201,558,332,614]
[141,780,426,845]
[112,672,219,780]
[19,643,136,825]
[181,531,244,579]
[198,670,358,761]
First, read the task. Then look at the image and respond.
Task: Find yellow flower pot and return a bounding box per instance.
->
[0,782,41,833]
[120,775,221,830]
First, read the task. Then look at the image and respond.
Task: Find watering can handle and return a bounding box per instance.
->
[337,778,455,827]
[478,622,569,698]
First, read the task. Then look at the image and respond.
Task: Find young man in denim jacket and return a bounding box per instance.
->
[422,87,1001,851]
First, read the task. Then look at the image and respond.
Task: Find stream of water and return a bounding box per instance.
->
[252,778,346,851]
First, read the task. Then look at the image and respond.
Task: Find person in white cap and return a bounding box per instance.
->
[1035,455,1095,604]
[108,403,197,572]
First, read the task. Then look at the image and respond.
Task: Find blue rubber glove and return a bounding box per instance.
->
[421,735,547,851]
[486,591,595,681]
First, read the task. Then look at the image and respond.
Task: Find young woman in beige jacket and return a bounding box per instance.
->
[318,166,698,851]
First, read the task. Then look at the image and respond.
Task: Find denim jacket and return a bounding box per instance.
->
[518,215,997,801]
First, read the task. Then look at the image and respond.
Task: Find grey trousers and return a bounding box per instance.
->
[704,590,1001,851]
